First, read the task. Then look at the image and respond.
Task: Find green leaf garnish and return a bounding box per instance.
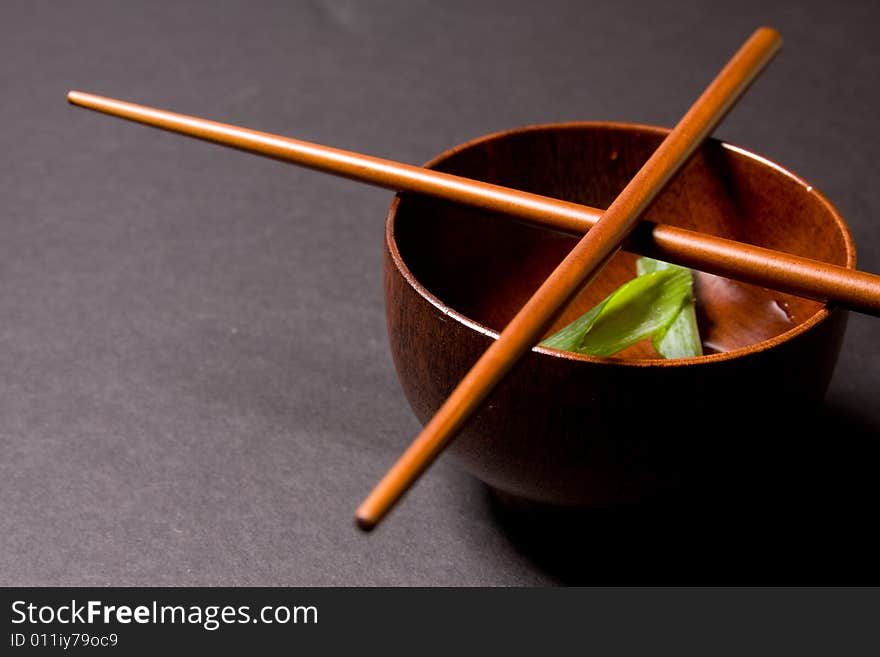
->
[540,257,703,359]
[636,257,703,359]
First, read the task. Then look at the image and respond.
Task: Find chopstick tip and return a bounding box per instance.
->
[756,26,783,46]
[354,513,377,533]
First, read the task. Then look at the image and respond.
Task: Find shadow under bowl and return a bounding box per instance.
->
[384,122,855,507]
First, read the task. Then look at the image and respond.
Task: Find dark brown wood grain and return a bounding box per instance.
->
[385,121,851,506]
[358,27,782,527]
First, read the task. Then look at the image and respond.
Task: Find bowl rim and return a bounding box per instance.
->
[385,121,856,368]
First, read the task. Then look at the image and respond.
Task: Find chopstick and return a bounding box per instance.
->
[65,91,880,317]
[354,27,784,529]
[65,29,878,528]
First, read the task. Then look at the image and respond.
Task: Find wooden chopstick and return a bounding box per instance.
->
[66,91,880,317]
[354,27,784,529]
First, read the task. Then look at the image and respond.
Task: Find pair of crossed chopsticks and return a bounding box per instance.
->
[68,27,880,531]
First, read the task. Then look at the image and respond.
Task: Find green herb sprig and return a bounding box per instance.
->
[540,257,703,359]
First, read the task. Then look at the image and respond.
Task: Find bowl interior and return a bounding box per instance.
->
[391,123,853,361]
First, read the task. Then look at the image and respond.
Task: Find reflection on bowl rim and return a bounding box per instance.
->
[385,121,856,369]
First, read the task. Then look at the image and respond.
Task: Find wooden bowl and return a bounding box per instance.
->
[384,122,855,507]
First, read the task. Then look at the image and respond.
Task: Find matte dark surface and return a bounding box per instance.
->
[1,0,877,585]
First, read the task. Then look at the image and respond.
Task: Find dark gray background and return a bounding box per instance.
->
[1,0,877,585]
